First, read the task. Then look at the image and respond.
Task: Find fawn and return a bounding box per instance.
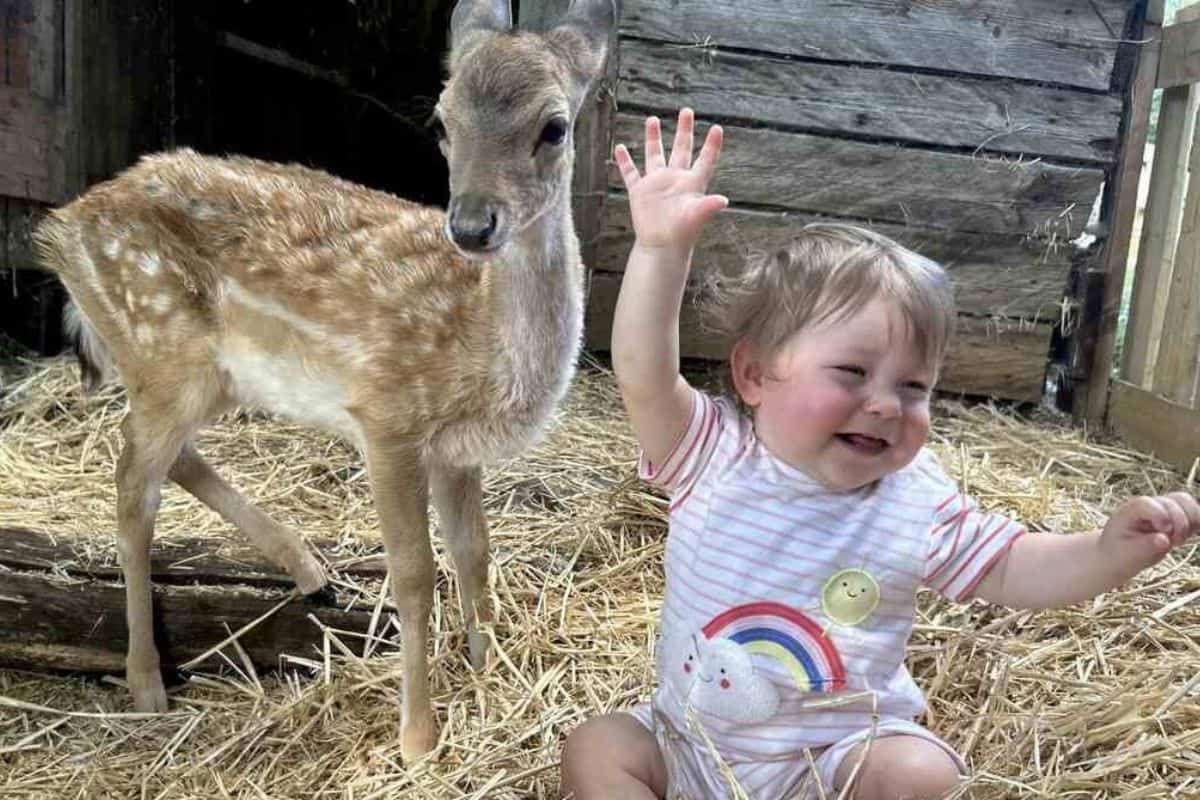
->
[33,0,615,758]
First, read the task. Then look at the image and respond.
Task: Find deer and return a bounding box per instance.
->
[32,0,615,759]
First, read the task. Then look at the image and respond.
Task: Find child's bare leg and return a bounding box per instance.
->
[562,712,668,799]
[833,735,961,800]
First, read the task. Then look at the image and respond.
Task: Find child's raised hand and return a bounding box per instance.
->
[1100,492,1200,571]
[613,108,727,253]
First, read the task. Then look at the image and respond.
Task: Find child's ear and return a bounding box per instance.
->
[730,339,765,408]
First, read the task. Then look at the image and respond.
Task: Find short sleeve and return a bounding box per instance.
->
[637,389,732,503]
[919,453,1026,601]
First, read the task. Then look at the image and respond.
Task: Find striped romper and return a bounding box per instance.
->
[627,390,1025,799]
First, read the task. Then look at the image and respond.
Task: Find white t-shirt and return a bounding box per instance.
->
[639,390,1024,762]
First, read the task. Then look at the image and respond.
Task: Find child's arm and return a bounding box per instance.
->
[611,109,727,466]
[973,492,1200,608]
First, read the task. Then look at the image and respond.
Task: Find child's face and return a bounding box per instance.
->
[735,297,935,491]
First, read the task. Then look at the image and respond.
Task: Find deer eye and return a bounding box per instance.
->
[539,118,568,147]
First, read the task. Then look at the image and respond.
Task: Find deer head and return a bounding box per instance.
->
[436,0,615,253]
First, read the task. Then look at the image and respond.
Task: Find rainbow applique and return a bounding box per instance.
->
[702,601,847,693]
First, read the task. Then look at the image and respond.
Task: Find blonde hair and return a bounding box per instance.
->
[701,222,955,391]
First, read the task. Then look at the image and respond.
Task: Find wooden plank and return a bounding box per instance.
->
[0,86,68,203]
[618,39,1123,164]
[585,271,1050,402]
[1151,106,1200,407]
[620,0,1131,91]
[0,570,375,674]
[1121,82,1198,386]
[1158,16,1200,88]
[0,527,388,588]
[597,200,1071,321]
[610,114,1105,237]
[521,0,621,276]
[1108,380,1200,475]
[0,526,383,674]
[1081,8,1161,423]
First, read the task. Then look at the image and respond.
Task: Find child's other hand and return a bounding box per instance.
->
[1100,492,1200,571]
[613,108,727,253]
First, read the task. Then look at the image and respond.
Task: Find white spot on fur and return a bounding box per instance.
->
[137,252,161,276]
[150,293,175,315]
[134,323,155,346]
[103,238,122,260]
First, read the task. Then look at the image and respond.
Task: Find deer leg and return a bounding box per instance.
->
[364,436,436,759]
[430,464,492,671]
[115,412,189,712]
[168,442,328,596]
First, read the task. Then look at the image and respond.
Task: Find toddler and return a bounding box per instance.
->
[560,109,1200,800]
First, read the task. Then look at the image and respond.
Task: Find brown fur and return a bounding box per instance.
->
[33,0,615,759]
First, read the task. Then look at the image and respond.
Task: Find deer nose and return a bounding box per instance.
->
[447,195,499,251]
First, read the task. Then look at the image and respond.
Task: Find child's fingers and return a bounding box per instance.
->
[613,144,640,188]
[668,108,694,170]
[644,116,666,170]
[1161,497,1191,546]
[1164,492,1200,543]
[692,124,724,188]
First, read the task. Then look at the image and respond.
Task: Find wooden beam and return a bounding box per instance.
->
[1158,16,1200,88]
[1081,4,1162,424]
[618,38,1123,164]
[597,200,1073,321]
[610,114,1105,237]
[619,0,1129,91]
[1108,380,1200,476]
[1120,79,1198,386]
[1150,97,1200,407]
[585,271,1052,403]
[0,527,383,674]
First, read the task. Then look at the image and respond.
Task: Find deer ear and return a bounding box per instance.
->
[545,0,617,109]
[449,0,513,53]
[554,0,617,58]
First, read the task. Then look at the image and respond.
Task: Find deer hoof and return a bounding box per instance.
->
[401,711,438,761]
[130,673,169,712]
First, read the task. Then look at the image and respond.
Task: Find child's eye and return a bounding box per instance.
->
[834,365,866,377]
[903,381,931,396]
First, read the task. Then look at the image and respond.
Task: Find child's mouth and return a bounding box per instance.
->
[836,433,889,454]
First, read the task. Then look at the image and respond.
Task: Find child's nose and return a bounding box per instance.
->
[865,389,901,417]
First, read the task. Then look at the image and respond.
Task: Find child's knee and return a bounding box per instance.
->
[561,713,666,797]
[840,735,962,800]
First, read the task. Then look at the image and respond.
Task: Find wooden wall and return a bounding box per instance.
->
[583,0,1143,403]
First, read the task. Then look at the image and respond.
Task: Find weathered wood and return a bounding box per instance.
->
[0,86,69,203]
[0,527,384,674]
[0,527,388,588]
[1151,103,1200,407]
[1081,8,1162,423]
[0,570,375,674]
[610,114,1105,237]
[1158,15,1200,88]
[619,0,1131,91]
[586,271,1050,402]
[597,200,1071,321]
[1121,81,1198,386]
[618,39,1123,164]
[1108,380,1200,475]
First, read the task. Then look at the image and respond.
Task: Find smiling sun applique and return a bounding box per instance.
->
[821,568,880,626]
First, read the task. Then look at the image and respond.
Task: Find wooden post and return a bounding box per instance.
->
[519,0,620,277]
[1122,4,1200,388]
[1079,0,1163,425]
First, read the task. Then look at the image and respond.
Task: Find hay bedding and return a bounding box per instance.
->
[0,356,1197,799]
